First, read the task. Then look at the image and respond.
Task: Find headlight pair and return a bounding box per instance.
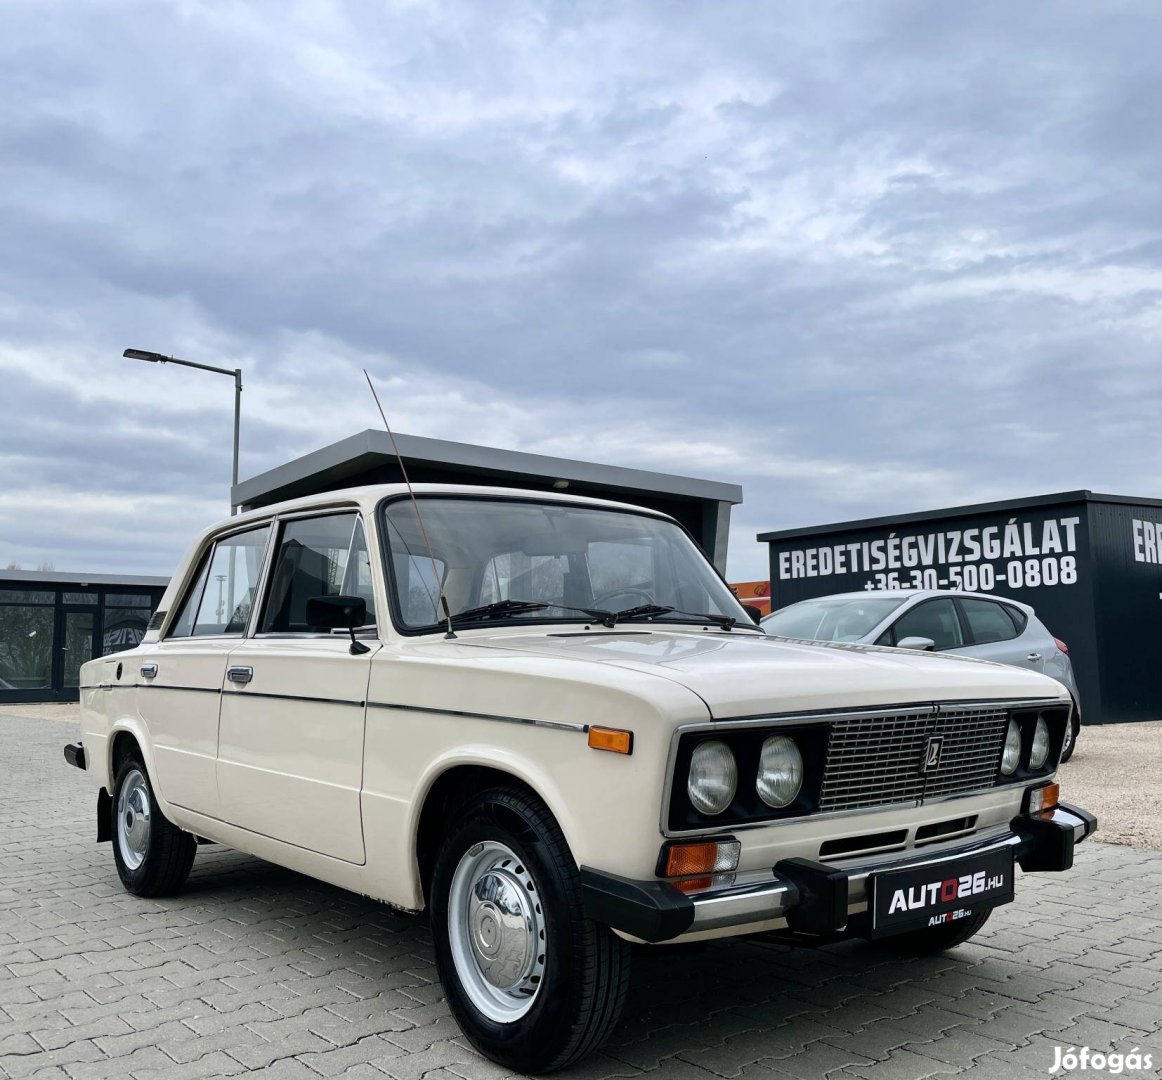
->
[688,735,803,816]
[1000,714,1051,776]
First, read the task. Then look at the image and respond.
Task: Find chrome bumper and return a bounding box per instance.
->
[580,802,1097,944]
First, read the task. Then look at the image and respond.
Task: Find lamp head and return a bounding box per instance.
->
[123,348,166,363]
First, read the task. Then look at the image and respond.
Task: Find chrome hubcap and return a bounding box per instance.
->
[117,768,151,871]
[448,841,545,1022]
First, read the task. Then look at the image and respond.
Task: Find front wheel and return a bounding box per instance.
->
[111,756,196,897]
[429,788,630,1073]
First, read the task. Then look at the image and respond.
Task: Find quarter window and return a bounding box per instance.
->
[261,513,375,633]
[889,598,964,650]
[960,598,1019,644]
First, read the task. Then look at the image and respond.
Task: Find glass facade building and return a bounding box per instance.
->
[0,571,168,703]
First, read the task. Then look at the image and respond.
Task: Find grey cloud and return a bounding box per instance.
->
[1,0,1161,583]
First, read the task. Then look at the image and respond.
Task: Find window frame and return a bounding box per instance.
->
[254,509,377,638]
[162,520,276,642]
[375,491,748,638]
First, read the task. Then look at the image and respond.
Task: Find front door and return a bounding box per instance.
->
[215,510,378,865]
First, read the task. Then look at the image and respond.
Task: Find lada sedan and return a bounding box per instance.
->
[65,485,1096,1072]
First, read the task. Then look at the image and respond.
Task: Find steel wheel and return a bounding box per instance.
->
[116,767,152,872]
[447,840,546,1023]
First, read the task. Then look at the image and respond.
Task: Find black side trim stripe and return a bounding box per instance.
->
[369,700,588,732]
[133,684,222,694]
[131,683,585,732]
[221,690,364,709]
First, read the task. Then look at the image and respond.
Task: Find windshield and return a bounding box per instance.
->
[380,496,753,632]
[763,596,905,642]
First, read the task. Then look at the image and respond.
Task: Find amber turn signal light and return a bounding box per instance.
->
[587,726,633,754]
[1028,782,1060,814]
[659,839,741,877]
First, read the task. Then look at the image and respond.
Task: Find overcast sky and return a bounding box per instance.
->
[2,1,1160,583]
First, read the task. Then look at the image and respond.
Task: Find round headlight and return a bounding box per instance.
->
[756,735,804,808]
[1000,719,1021,776]
[1030,715,1050,769]
[687,740,737,816]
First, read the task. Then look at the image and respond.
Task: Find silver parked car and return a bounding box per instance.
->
[762,590,1082,760]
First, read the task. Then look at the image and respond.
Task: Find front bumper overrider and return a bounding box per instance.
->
[581,802,1098,944]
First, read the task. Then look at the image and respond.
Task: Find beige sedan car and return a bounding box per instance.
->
[65,485,1096,1072]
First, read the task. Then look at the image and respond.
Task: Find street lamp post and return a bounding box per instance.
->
[123,348,243,514]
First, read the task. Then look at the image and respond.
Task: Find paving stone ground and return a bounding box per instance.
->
[2,715,1160,1080]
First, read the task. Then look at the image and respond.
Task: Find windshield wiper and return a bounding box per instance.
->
[612,604,748,631]
[448,599,615,627]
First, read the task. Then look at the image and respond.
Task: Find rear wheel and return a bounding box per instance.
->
[111,756,196,897]
[880,909,991,955]
[429,787,630,1073]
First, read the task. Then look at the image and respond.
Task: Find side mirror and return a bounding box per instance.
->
[306,595,370,654]
[742,604,763,626]
[897,635,936,652]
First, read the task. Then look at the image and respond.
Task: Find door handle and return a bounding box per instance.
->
[227,665,254,685]
[140,663,158,679]
[1026,652,1042,663]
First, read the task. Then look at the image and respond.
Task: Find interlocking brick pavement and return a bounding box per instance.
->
[2,715,1160,1079]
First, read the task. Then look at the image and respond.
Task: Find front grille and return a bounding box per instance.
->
[817,706,1009,813]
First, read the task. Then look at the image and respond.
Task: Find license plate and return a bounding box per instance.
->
[869,847,1014,938]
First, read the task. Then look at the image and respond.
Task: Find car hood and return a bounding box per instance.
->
[459,628,1067,717]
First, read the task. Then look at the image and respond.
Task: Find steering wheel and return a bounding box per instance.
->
[592,587,655,609]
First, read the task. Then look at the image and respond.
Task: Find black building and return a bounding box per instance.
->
[758,491,1162,726]
[0,570,168,704]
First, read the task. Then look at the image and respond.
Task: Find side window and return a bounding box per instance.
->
[890,598,964,650]
[167,552,211,639]
[261,513,375,633]
[1004,604,1028,635]
[189,525,271,636]
[960,598,1019,644]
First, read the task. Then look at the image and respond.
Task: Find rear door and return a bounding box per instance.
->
[139,523,272,818]
[216,511,377,864]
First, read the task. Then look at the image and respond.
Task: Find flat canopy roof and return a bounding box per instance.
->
[234,429,743,511]
[757,490,1160,543]
[0,569,169,588]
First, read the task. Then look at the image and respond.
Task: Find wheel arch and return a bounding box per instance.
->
[106,719,161,800]
[412,757,574,906]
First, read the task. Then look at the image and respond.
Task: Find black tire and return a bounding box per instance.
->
[880,908,991,955]
[429,787,631,1073]
[110,755,196,897]
[1060,711,1080,763]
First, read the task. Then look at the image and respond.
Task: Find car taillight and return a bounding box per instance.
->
[1054,637,1069,655]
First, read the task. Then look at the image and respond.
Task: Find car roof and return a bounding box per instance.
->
[768,590,1035,615]
[215,483,677,534]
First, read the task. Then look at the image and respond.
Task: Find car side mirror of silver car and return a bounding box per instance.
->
[896,636,936,652]
[306,595,371,655]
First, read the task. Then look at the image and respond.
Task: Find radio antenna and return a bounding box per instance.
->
[364,370,456,639]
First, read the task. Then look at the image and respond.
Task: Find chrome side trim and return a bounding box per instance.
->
[365,700,588,733]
